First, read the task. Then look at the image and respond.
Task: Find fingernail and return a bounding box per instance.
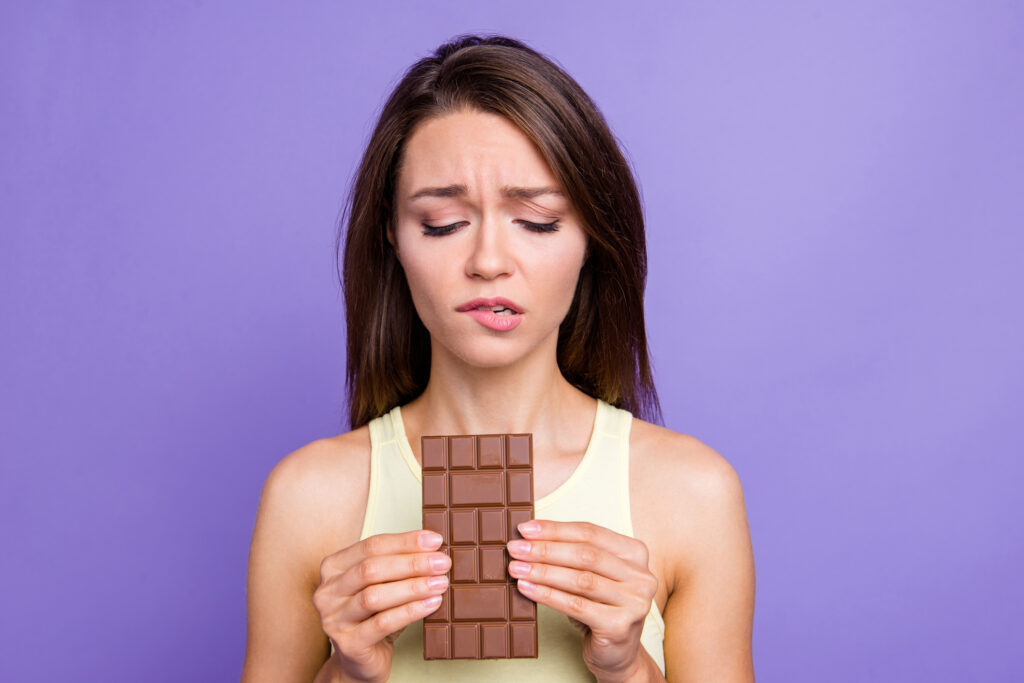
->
[422,595,442,608]
[428,575,448,589]
[509,560,530,575]
[507,540,531,554]
[419,531,443,549]
[517,579,536,592]
[430,554,450,571]
[518,521,540,536]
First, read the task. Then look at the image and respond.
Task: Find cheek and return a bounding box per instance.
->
[531,243,587,314]
[398,249,455,328]
[542,255,580,287]
[401,259,439,309]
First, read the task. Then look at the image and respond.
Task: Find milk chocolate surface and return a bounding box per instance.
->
[422,433,538,659]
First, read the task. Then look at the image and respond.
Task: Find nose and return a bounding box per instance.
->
[465,215,514,281]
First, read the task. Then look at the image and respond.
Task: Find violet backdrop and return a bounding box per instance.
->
[2,1,1021,681]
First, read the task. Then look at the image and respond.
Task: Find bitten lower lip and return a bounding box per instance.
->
[463,309,523,331]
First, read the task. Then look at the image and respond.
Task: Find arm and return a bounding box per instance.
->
[242,438,365,682]
[660,441,756,682]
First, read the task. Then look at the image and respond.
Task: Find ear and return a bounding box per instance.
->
[386,223,399,257]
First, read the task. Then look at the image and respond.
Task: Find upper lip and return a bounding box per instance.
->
[456,297,524,314]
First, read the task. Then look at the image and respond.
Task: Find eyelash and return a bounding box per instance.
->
[420,220,561,237]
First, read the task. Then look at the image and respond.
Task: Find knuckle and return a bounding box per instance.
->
[634,539,651,564]
[359,586,382,612]
[319,555,335,584]
[313,582,340,618]
[357,558,379,582]
[568,594,586,615]
[576,571,598,592]
[320,612,340,636]
[312,584,326,611]
[372,608,395,634]
[364,534,386,556]
[579,523,596,542]
[576,545,598,567]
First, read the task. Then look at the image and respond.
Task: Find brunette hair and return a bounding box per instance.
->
[336,33,662,430]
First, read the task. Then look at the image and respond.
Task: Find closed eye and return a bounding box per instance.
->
[520,219,561,233]
[420,222,463,237]
[420,220,561,237]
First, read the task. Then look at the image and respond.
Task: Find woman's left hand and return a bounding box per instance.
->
[507,519,659,682]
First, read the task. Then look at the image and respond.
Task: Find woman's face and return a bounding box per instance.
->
[391,108,589,370]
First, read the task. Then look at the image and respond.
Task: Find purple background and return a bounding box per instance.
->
[2,2,1021,681]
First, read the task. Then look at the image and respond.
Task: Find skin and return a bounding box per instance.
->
[242,109,756,682]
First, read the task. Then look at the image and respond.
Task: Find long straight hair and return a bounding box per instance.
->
[337,34,662,430]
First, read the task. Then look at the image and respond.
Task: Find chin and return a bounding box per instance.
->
[451,342,530,370]
[430,328,537,370]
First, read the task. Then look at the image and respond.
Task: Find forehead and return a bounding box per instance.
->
[397,109,563,199]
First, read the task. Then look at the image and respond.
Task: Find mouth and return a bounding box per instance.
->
[456,297,524,332]
[456,297,524,315]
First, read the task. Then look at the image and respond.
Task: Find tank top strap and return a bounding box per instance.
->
[598,400,636,535]
[588,400,635,537]
[358,412,386,541]
[601,399,635,440]
[360,406,421,541]
[533,399,633,534]
[596,401,667,654]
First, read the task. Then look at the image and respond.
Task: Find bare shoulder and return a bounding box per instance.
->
[628,418,745,511]
[628,418,750,591]
[256,425,373,587]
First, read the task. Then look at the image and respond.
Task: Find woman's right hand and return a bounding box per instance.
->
[313,529,451,682]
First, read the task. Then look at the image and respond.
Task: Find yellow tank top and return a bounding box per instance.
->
[331,397,666,680]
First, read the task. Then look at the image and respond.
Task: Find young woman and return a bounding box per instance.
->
[243,35,755,682]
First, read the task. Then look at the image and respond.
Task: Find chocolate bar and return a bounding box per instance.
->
[421,433,538,659]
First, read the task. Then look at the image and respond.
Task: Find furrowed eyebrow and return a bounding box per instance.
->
[407,184,565,201]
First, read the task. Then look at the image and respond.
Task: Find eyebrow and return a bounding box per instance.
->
[407,184,565,201]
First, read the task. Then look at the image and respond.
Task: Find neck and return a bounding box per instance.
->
[399,335,597,464]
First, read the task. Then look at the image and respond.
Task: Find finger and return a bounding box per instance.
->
[333,548,451,596]
[320,530,443,584]
[507,537,633,582]
[344,573,450,623]
[346,593,446,650]
[515,578,619,632]
[508,559,625,607]
[517,520,647,566]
